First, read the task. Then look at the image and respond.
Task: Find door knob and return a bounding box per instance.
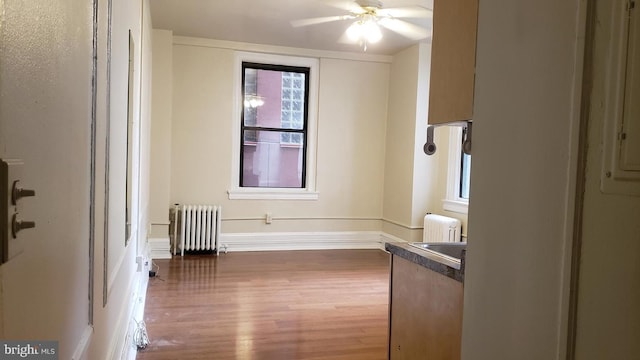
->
[12,180,36,204]
[12,213,35,238]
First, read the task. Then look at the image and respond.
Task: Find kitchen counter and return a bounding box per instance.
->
[384,242,465,283]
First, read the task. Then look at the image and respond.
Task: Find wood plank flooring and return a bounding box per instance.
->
[137,249,391,360]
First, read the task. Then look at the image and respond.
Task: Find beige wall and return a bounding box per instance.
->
[149,29,173,237]
[383,45,422,231]
[382,43,466,242]
[315,57,389,223]
[461,0,583,358]
[169,44,234,208]
[149,35,468,242]
[167,39,391,234]
[410,43,435,228]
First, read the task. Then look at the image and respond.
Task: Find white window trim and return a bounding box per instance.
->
[443,127,469,214]
[228,51,319,200]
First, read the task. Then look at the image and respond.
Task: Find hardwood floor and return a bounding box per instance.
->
[137,249,391,360]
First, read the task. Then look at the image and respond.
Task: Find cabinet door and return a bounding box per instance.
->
[428,0,479,125]
[389,256,463,360]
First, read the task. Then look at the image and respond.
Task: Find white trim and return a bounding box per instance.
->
[71,325,93,360]
[120,269,150,360]
[444,127,469,214]
[105,247,149,360]
[228,188,319,200]
[106,270,137,360]
[148,237,172,259]
[380,232,409,244]
[229,52,320,200]
[173,36,394,64]
[382,218,423,230]
[442,199,469,214]
[221,216,379,222]
[220,231,385,252]
[558,0,590,357]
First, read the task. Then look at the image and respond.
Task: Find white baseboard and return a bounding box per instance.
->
[107,269,137,360]
[380,232,408,244]
[219,231,387,252]
[118,263,151,360]
[105,242,152,360]
[148,237,172,259]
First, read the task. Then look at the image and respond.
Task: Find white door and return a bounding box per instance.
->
[0,0,95,358]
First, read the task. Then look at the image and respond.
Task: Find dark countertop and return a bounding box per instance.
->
[385,242,465,283]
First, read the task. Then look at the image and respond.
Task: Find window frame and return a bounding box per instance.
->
[443,127,470,214]
[239,62,310,188]
[229,52,319,200]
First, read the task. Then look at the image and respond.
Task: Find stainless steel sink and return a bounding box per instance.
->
[409,242,467,269]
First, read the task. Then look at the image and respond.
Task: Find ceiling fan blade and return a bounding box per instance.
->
[290,15,351,27]
[320,0,366,14]
[379,7,432,19]
[379,18,429,40]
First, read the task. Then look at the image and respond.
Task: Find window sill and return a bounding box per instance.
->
[443,199,469,214]
[228,188,319,200]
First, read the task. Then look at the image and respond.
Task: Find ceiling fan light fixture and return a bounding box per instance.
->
[362,20,382,43]
[290,0,429,51]
[346,21,364,41]
[347,17,382,44]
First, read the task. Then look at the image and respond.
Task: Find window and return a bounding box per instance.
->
[229,53,319,200]
[240,63,309,188]
[460,146,471,200]
[444,127,471,213]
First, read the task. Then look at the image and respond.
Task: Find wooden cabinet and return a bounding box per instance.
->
[427,0,479,125]
[388,256,463,360]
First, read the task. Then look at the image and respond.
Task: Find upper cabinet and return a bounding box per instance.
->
[428,0,479,125]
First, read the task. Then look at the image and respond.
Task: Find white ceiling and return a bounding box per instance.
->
[149,0,434,56]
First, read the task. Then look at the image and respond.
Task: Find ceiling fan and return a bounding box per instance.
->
[291,0,431,50]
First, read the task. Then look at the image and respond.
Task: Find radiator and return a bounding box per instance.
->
[174,204,221,256]
[423,214,461,243]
